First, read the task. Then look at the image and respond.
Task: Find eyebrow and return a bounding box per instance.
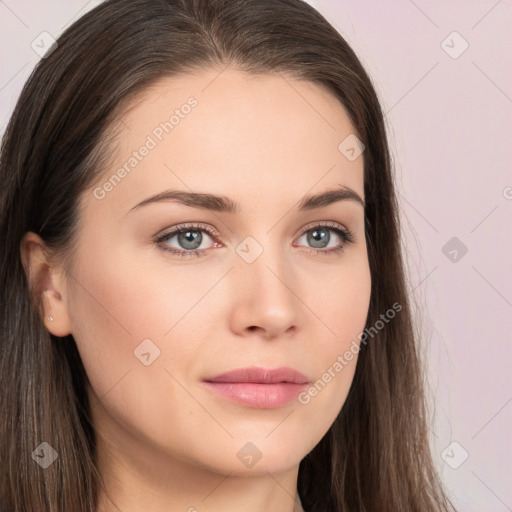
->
[127,184,365,215]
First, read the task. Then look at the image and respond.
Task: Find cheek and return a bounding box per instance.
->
[65,241,229,418]
[67,244,210,342]
[306,251,371,348]
[64,250,181,394]
[297,255,371,416]
[64,252,208,450]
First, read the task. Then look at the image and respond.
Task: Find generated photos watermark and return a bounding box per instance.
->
[297,301,402,405]
[93,97,198,200]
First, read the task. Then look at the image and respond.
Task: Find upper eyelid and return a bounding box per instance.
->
[157,222,219,240]
[299,220,349,233]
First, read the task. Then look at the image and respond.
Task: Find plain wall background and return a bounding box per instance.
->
[1,1,511,510]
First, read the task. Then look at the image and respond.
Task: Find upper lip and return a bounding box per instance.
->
[204,366,309,384]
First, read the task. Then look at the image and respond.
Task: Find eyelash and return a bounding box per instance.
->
[154,221,355,259]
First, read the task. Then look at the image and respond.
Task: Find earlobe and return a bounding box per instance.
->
[20,232,73,337]
[42,289,73,337]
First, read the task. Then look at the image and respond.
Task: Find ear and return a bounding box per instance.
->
[20,232,73,337]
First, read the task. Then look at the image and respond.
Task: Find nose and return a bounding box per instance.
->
[228,244,301,341]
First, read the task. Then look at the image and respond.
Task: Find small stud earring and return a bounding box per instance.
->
[48,315,54,321]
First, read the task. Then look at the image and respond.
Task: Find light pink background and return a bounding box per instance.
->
[1,1,511,510]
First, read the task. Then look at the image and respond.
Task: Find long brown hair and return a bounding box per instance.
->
[0,0,455,510]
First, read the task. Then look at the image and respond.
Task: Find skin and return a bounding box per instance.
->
[21,67,371,512]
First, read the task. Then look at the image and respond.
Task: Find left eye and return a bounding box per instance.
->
[295,224,351,251]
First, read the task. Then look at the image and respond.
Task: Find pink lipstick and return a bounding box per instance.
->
[203,366,309,409]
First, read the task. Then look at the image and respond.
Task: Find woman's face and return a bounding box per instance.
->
[49,68,370,478]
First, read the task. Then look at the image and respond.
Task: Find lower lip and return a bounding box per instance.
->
[203,382,308,409]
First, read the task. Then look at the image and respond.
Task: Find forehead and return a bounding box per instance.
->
[87,67,364,216]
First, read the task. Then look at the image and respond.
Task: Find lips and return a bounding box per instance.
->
[202,366,310,409]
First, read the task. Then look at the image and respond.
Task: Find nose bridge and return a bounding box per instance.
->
[236,231,289,292]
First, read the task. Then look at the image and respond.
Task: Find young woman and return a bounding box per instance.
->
[0,0,456,510]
